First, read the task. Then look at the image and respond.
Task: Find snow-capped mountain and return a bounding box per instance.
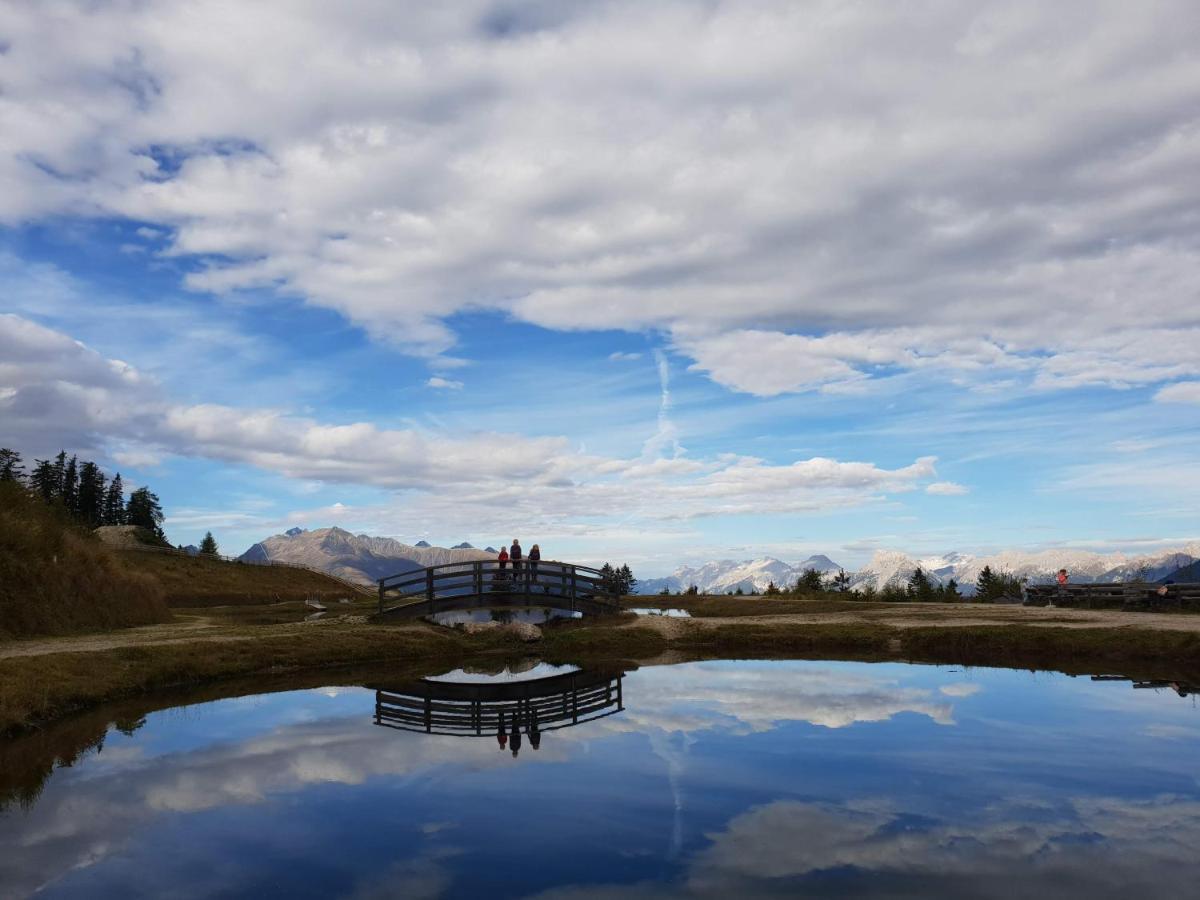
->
[635,543,1199,596]
[240,527,492,586]
[636,555,845,595]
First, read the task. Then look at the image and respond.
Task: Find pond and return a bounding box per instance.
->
[2,659,1199,898]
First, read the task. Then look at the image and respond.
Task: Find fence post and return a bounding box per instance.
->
[378,579,384,615]
[427,567,435,615]
[474,561,482,597]
[570,565,577,604]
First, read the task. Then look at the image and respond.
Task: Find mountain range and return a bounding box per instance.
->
[239,527,492,585]
[634,545,1200,595]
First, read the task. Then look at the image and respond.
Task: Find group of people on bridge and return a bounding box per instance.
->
[495,538,541,580]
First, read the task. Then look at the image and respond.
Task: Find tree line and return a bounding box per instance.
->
[0,448,165,541]
[659,563,1024,603]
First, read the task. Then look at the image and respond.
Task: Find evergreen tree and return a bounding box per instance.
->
[126,487,165,540]
[199,531,219,555]
[764,581,781,595]
[0,448,24,482]
[798,567,824,593]
[734,587,744,596]
[76,461,106,527]
[907,566,935,601]
[61,455,79,514]
[103,474,126,525]
[975,565,997,603]
[684,584,699,596]
[831,568,851,592]
[598,562,617,594]
[942,578,962,601]
[30,458,59,501]
[617,564,637,595]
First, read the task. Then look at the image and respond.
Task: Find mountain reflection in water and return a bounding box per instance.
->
[1,661,1199,899]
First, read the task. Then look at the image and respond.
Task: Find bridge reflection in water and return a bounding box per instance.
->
[373,668,625,756]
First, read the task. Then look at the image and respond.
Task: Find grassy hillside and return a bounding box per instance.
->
[118,549,368,607]
[0,483,170,639]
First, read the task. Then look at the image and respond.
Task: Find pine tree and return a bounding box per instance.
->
[199,531,219,555]
[764,581,781,595]
[598,562,617,594]
[831,568,851,592]
[126,487,165,540]
[907,566,934,601]
[103,474,126,525]
[30,458,59,501]
[617,564,637,595]
[76,461,106,527]
[798,567,824,592]
[975,565,997,603]
[61,455,79,515]
[943,578,962,601]
[0,448,24,482]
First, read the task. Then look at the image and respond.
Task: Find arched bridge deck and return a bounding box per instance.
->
[376,560,621,620]
[373,669,625,737]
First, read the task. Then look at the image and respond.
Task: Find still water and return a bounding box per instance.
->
[2,659,1199,898]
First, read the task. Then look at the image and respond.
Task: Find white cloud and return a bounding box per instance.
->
[926,481,969,496]
[1155,382,1200,404]
[0,315,943,530]
[608,351,642,361]
[425,376,463,390]
[1,1,1197,390]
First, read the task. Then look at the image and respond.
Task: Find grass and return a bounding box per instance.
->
[118,550,368,607]
[0,483,170,639]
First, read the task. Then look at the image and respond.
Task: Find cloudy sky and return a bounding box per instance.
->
[1,0,1198,573]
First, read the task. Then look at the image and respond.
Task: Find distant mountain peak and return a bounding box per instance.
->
[451,542,475,549]
[285,527,305,537]
[414,540,432,548]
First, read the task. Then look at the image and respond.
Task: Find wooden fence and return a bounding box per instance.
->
[1025,581,1200,611]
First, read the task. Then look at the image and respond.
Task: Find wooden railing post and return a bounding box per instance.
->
[474,561,483,597]
[427,568,435,615]
[378,579,385,615]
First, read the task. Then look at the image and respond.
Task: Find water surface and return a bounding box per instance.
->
[2,660,1199,898]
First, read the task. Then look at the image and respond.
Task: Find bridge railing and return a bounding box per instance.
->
[377,559,618,615]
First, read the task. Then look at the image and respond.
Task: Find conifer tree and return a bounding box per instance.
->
[30,458,59,501]
[103,474,126,525]
[796,567,824,593]
[199,531,219,555]
[126,487,165,540]
[764,581,781,595]
[831,568,851,592]
[975,565,997,602]
[61,455,79,514]
[0,448,24,482]
[76,461,106,526]
[617,563,637,595]
[907,566,935,601]
[942,578,962,601]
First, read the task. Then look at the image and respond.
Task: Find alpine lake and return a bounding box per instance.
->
[3,654,1199,898]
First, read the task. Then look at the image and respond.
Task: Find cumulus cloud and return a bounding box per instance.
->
[0,315,942,527]
[425,376,464,390]
[1,1,1198,391]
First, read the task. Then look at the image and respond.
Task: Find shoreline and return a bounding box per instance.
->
[4,602,1200,737]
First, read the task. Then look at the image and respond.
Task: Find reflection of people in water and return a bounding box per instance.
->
[510,718,522,757]
[497,712,508,750]
[528,711,541,751]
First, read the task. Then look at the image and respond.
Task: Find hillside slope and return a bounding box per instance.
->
[117,550,367,607]
[0,483,170,638]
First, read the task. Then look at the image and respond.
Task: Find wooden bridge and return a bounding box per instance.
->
[376,559,621,620]
[373,669,625,740]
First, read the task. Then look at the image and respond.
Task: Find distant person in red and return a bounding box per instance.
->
[528,544,541,583]
[1056,569,1069,586]
[497,546,509,571]
[510,539,522,581]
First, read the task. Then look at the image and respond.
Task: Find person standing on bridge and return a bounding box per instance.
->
[529,543,541,585]
[497,545,509,571]
[510,539,523,583]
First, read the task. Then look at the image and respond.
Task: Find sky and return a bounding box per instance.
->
[1,0,1198,576]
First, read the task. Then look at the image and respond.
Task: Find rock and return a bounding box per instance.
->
[503,621,542,642]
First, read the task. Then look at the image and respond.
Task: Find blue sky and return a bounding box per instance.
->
[1,1,1198,575]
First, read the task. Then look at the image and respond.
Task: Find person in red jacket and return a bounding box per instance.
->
[497,545,509,571]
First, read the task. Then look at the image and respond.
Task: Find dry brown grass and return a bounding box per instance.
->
[0,483,170,639]
[118,550,368,607]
